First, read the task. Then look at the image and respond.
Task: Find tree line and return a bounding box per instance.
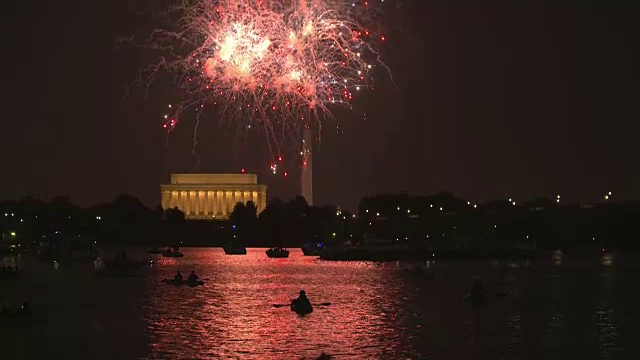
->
[1,192,638,250]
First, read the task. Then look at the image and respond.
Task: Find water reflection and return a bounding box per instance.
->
[595,251,619,358]
[144,249,411,359]
[2,247,637,359]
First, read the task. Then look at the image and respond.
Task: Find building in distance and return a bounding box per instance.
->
[160,174,267,220]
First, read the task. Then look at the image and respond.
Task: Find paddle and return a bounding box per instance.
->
[272,302,332,308]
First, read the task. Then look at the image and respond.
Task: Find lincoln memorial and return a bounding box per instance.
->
[160,174,267,220]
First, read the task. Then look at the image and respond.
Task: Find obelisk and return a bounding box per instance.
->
[301,127,313,205]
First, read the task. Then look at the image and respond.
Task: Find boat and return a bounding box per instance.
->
[161,278,204,287]
[148,246,164,254]
[290,299,313,316]
[301,242,323,256]
[319,237,433,262]
[266,247,289,258]
[223,243,247,255]
[162,248,184,258]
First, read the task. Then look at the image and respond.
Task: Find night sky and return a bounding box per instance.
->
[3,0,639,212]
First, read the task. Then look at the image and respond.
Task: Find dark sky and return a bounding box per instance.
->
[2,0,639,211]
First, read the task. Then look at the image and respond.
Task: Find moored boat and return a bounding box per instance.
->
[301,242,323,256]
[162,248,184,258]
[266,247,289,258]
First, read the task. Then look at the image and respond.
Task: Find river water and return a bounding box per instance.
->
[1,248,638,359]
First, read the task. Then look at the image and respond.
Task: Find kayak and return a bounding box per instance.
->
[162,278,204,287]
[290,300,313,316]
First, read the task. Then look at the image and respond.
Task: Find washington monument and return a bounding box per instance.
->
[301,127,313,205]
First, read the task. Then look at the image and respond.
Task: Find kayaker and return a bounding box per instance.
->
[174,271,183,282]
[187,270,199,282]
[293,290,311,309]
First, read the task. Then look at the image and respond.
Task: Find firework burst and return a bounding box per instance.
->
[143,0,390,171]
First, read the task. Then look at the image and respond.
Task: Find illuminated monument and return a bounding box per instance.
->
[301,127,313,205]
[160,174,267,220]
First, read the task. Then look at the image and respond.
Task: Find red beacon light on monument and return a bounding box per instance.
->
[241,168,245,173]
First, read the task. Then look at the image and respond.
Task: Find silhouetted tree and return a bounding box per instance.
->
[229,201,258,242]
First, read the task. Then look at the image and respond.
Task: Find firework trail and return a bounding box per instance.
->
[142,0,391,173]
